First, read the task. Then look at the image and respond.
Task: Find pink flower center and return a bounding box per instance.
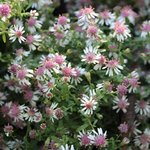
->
[27,108,36,116]
[85,53,96,62]
[44,60,55,69]
[9,105,20,118]
[115,22,126,34]
[35,67,45,76]
[17,69,27,80]
[81,134,90,146]
[97,55,106,64]
[118,100,127,109]
[95,135,106,147]
[129,78,139,87]
[142,24,150,32]
[55,32,64,40]
[24,91,33,100]
[82,7,94,15]
[85,101,93,109]
[58,16,67,25]
[28,17,36,27]
[138,100,147,109]
[54,55,64,65]
[62,67,72,77]
[100,11,109,19]
[0,4,11,17]
[87,26,97,35]
[16,31,23,37]
[26,35,34,44]
[117,85,127,96]
[107,60,118,68]
[118,123,128,133]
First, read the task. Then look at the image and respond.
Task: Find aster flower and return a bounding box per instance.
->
[130,121,142,135]
[71,67,85,85]
[113,96,129,113]
[81,46,98,64]
[15,49,30,62]
[27,17,42,33]
[4,124,14,137]
[60,144,75,150]
[134,128,150,150]
[128,77,140,93]
[23,107,42,122]
[80,90,97,115]
[110,20,131,42]
[94,54,106,70]
[26,34,41,50]
[9,25,26,43]
[7,139,24,150]
[99,10,115,26]
[135,100,150,116]
[0,3,11,21]
[103,59,123,76]
[141,20,150,38]
[77,6,98,29]
[86,25,98,39]
[77,130,91,146]
[90,128,107,147]
[0,92,7,106]
[118,122,128,133]
[119,6,137,24]
[117,84,128,96]
[57,15,70,29]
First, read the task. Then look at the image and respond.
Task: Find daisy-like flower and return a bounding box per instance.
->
[119,6,137,24]
[60,144,75,150]
[23,107,42,122]
[77,130,91,146]
[118,122,128,133]
[141,20,150,38]
[27,17,42,33]
[4,124,14,137]
[54,53,66,66]
[103,59,123,76]
[30,10,39,18]
[9,25,26,43]
[71,67,85,85]
[15,49,30,62]
[111,20,131,42]
[45,103,58,122]
[8,103,26,122]
[135,100,150,116]
[0,3,11,21]
[94,54,106,70]
[99,10,115,26]
[57,15,70,29]
[77,6,98,29]
[81,46,98,64]
[86,25,98,39]
[80,90,97,115]
[134,128,150,150]
[90,128,107,147]
[117,84,128,96]
[130,121,142,135]
[113,96,130,113]
[26,34,41,50]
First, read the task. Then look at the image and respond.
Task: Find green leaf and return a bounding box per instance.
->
[85,72,91,83]
[2,34,6,43]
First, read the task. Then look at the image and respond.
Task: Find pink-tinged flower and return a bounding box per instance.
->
[87,25,98,38]
[54,108,63,120]
[130,121,141,135]
[61,63,76,77]
[23,107,42,122]
[30,10,39,18]
[118,122,128,133]
[90,128,107,147]
[8,103,26,122]
[9,25,26,43]
[117,84,128,96]
[54,53,66,66]
[81,46,98,64]
[26,34,41,50]
[94,55,106,70]
[120,6,137,24]
[15,49,30,61]
[135,100,150,116]
[99,10,115,26]
[29,129,37,139]
[0,3,11,21]
[113,96,129,113]
[40,123,47,130]
[111,20,131,42]
[103,59,123,76]
[128,77,140,93]
[4,124,13,136]
[57,15,70,29]
[77,6,98,29]
[77,130,91,146]
[80,90,97,115]
[60,144,75,150]
[43,59,56,70]
[71,67,85,85]
[35,66,45,77]
[141,20,150,38]
[27,17,42,33]
[45,103,58,122]
[134,128,150,149]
